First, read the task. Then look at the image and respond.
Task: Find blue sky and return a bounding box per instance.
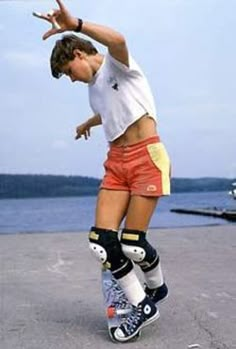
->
[0,0,235,178]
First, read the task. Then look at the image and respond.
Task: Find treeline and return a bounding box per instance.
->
[0,174,235,199]
[0,174,100,199]
[171,177,235,193]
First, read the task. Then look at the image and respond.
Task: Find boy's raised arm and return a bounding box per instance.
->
[34,0,129,67]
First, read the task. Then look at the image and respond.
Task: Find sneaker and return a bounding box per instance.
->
[145,283,168,304]
[112,296,160,342]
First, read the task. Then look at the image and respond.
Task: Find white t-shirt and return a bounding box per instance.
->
[88,52,157,142]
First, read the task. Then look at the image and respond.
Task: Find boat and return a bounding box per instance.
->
[228,182,236,200]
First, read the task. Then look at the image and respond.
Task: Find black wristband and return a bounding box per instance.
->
[74,18,83,33]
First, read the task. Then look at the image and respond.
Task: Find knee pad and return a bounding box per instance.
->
[121,229,159,272]
[89,227,133,279]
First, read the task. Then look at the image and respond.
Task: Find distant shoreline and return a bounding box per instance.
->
[0,174,235,199]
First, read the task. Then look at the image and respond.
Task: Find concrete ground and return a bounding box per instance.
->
[0,225,236,349]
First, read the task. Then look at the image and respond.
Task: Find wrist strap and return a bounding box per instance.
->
[74,18,83,33]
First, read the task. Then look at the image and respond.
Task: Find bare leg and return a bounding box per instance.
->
[95,189,130,229]
[125,195,158,230]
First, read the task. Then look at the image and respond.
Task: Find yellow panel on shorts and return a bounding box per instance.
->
[147,143,171,195]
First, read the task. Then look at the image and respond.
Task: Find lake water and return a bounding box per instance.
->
[0,191,235,234]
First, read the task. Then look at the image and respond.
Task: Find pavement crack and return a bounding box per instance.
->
[187,306,230,349]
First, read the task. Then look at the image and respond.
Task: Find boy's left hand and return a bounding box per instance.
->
[32,0,78,40]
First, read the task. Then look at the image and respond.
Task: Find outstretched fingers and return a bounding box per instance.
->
[33,8,62,39]
[43,27,59,40]
[56,0,66,13]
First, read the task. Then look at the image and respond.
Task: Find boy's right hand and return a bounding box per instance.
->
[75,122,91,140]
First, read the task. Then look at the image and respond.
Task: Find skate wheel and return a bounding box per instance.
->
[107,306,116,318]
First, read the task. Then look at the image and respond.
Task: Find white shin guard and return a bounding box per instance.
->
[144,263,164,289]
[118,269,146,306]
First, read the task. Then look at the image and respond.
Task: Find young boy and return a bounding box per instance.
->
[36,0,170,342]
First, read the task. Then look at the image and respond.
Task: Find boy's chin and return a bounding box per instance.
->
[79,77,91,83]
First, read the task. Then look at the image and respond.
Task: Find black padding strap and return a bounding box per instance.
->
[89,227,133,279]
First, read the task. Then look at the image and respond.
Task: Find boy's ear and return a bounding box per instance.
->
[73,49,85,58]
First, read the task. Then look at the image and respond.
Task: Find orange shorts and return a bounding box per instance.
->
[100,136,171,197]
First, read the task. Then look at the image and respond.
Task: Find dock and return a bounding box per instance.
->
[170,208,236,221]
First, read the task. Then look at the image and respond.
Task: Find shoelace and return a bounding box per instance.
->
[121,305,143,334]
[148,288,158,297]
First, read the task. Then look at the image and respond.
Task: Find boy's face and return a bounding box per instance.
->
[61,51,94,83]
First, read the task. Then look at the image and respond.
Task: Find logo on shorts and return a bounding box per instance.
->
[147,185,157,192]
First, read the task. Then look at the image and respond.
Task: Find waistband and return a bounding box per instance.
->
[109,135,161,152]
